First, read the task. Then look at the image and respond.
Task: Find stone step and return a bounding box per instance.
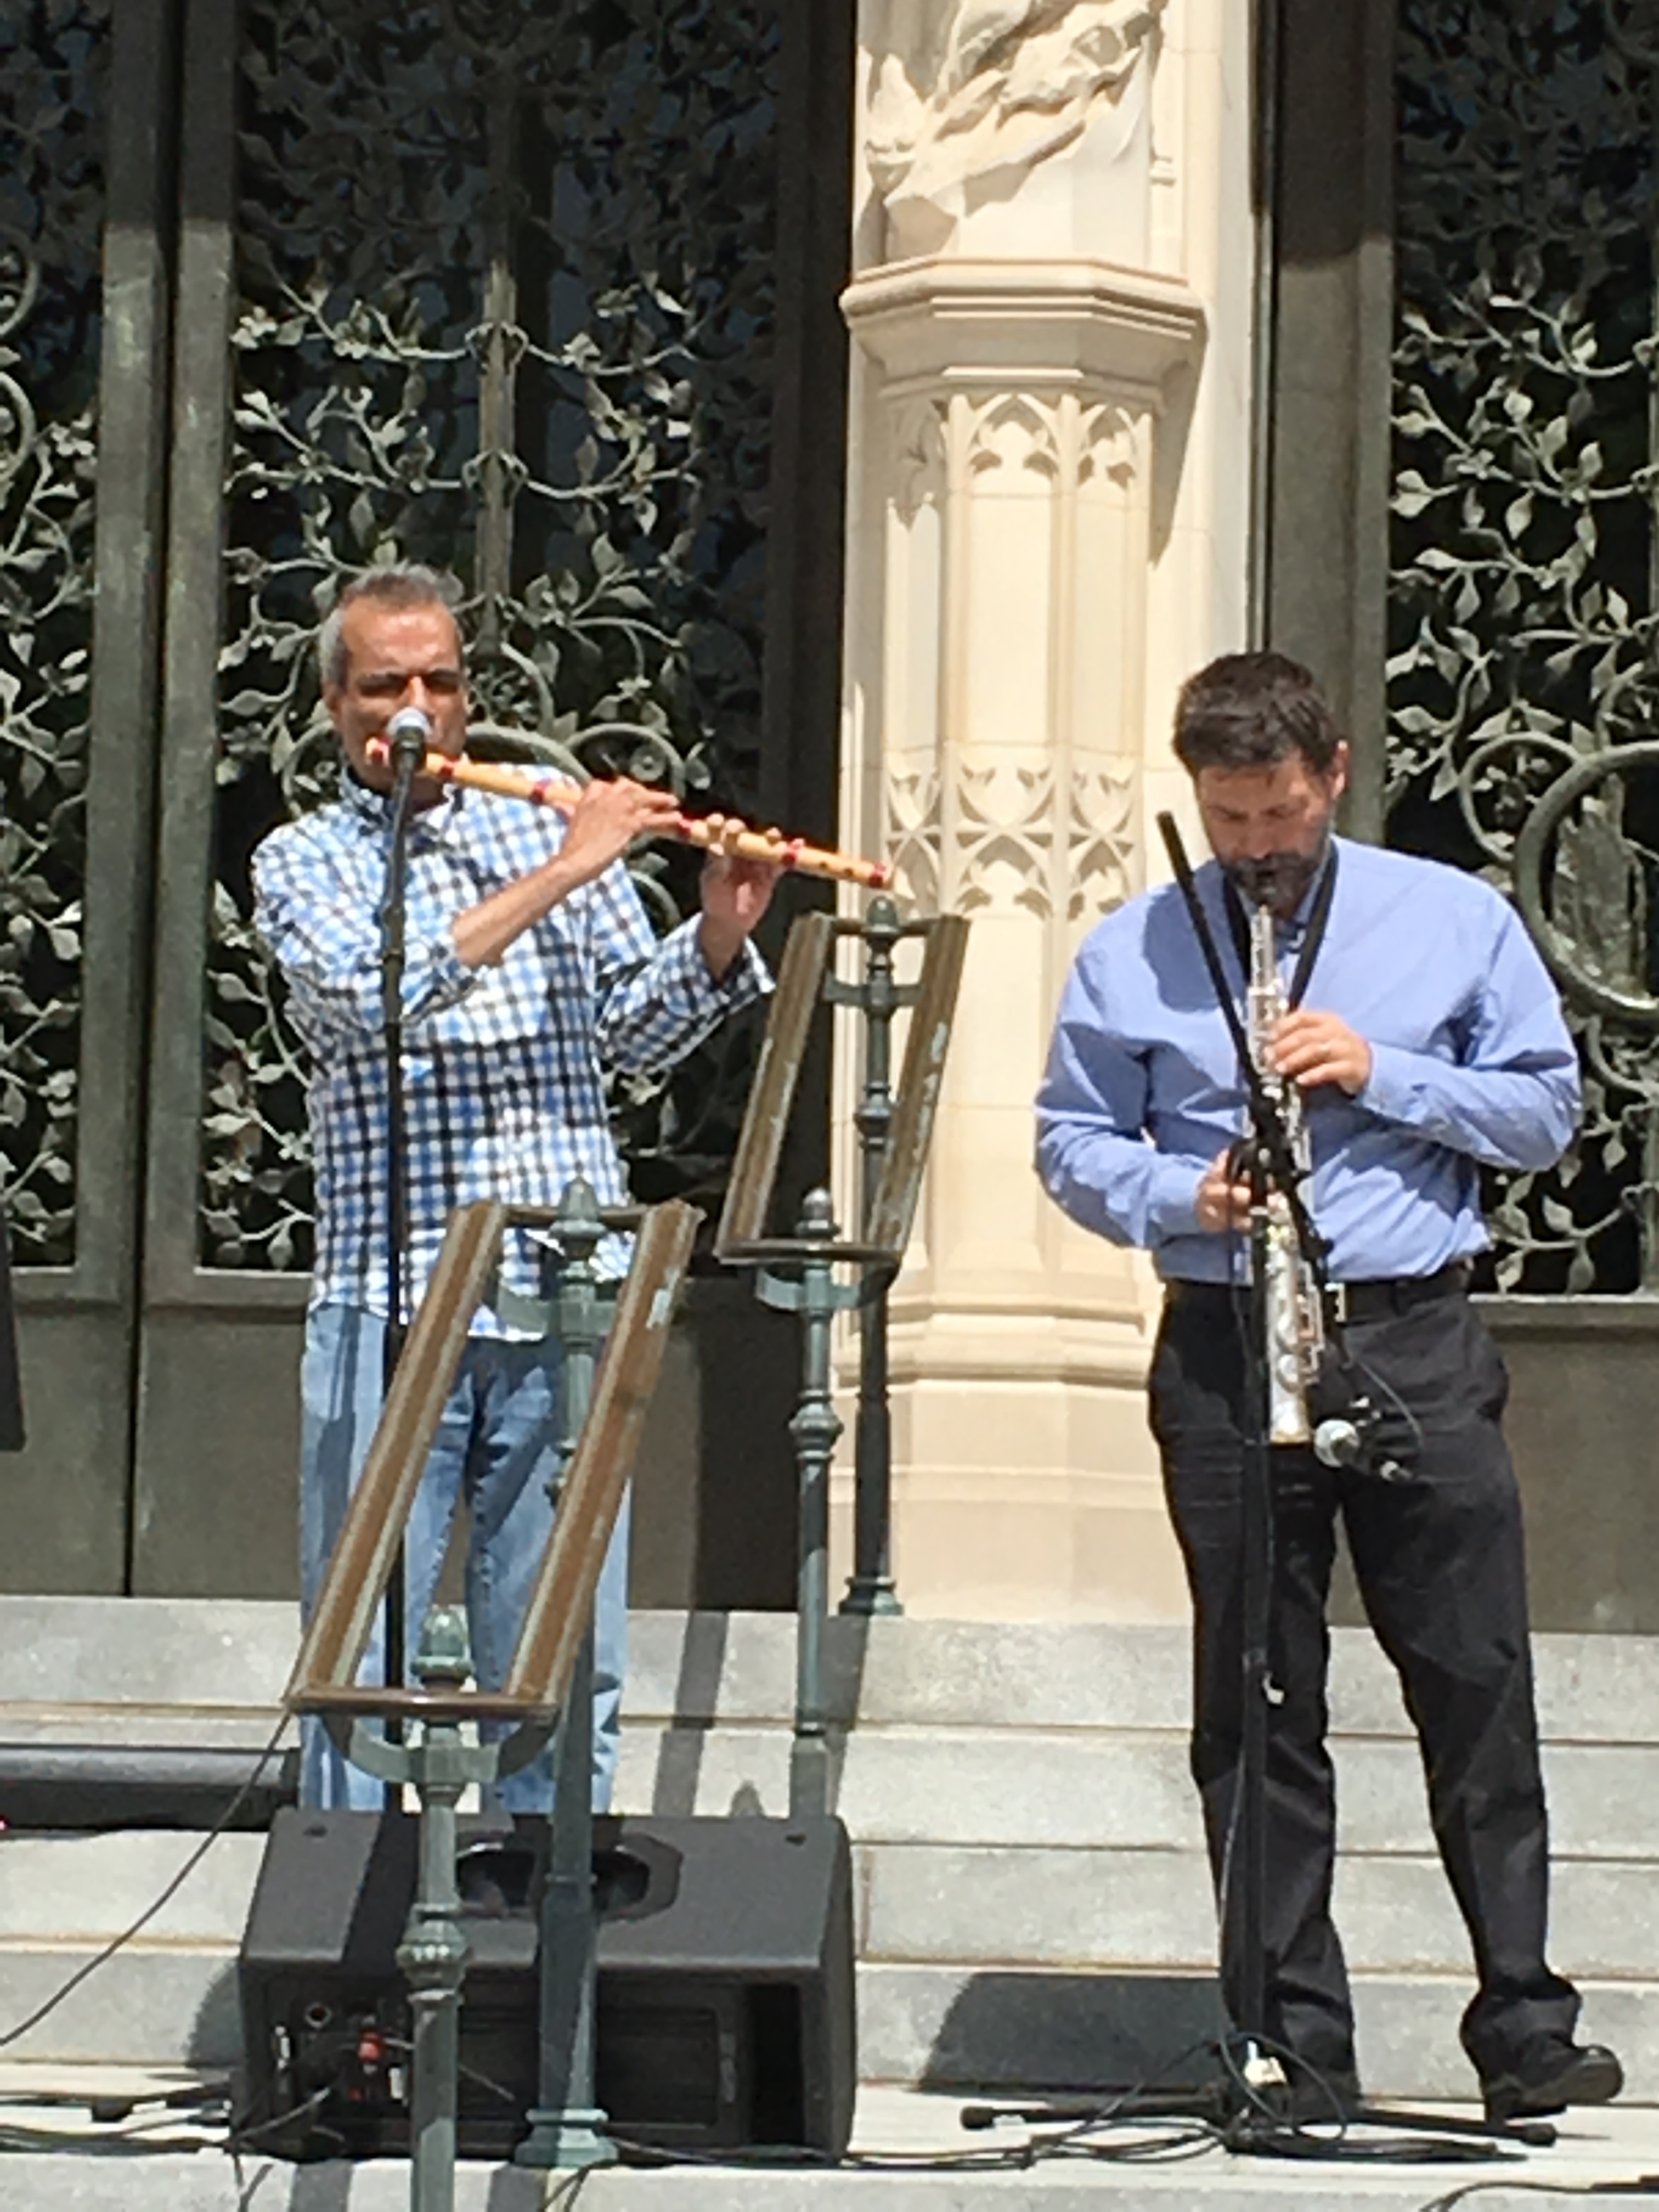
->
[3,1599,1657,2111]
[5,1827,1657,1989]
[859,1962,1658,2106]
[624,1612,1659,1746]
[618,1722,1659,1859]
[2,1703,1656,1866]
[3,1833,1658,2090]
[861,1843,1659,1983]
[0,1598,295,1717]
[662,1719,1659,1858]
[0,1833,266,1945]
[0,1931,1649,2111]
[7,1600,1659,1751]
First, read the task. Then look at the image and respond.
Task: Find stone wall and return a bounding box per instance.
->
[832,0,1255,1620]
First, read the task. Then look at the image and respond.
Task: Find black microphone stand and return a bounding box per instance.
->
[376,714,430,1753]
[1161,813,1331,2115]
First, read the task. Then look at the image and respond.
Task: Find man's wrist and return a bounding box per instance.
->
[697,913,746,981]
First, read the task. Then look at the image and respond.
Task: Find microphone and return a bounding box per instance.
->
[1312,1418,1362,1470]
[1313,1414,1407,1483]
[385,706,432,773]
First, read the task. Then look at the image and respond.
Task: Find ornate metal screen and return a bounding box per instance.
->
[0,2,108,1266]
[0,0,849,1597]
[203,0,786,1273]
[1391,0,1659,1292]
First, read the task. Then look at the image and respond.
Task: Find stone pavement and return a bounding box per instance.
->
[1,2072,1658,2208]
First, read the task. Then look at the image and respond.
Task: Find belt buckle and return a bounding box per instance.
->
[1327,1282,1348,1327]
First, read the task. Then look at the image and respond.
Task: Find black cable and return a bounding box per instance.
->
[380,2030,520,2109]
[604,2130,1050,2175]
[224,2085,342,2158]
[1419,2181,1659,2210]
[0,1712,292,2055]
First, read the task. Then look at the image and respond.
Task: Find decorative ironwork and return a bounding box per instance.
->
[1391,0,1659,1291]
[204,0,782,1268]
[0,2,108,1266]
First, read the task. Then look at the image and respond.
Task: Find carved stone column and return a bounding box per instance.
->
[837,1,1246,1618]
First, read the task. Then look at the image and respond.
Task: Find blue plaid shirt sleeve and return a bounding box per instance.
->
[252,820,477,1048]
[587,856,770,1073]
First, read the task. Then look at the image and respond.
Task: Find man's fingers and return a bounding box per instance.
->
[1272,1039,1329,1077]
[1197,1147,1254,1230]
[1289,1058,1345,1090]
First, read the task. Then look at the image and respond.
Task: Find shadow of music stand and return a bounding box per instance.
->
[283,1197,698,2195]
[713,909,968,1819]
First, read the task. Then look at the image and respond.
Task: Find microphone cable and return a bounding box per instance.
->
[0,1711,294,2055]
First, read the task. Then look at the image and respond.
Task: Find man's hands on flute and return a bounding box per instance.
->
[551,774,780,979]
[697,850,778,980]
[452,775,670,969]
[451,772,776,974]
[1269,1008,1373,1096]
[558,774,684,885]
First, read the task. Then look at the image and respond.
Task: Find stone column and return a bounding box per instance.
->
[836,1,1249,1618]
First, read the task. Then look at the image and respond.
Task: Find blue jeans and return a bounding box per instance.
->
[298,1302,628,1815]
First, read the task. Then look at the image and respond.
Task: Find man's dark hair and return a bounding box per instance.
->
[1171,651,1342,776]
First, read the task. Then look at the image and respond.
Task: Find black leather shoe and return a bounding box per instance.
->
[1483,2040,1624,2124]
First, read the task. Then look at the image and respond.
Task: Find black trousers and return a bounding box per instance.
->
[1148,1282,1578,2083]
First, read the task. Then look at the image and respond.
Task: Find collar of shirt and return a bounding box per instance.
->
[340,770,464,851]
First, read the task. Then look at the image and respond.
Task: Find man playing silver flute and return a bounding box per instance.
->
[1035,650,1620,2126]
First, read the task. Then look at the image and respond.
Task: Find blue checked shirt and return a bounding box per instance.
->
[253,774,769,1332]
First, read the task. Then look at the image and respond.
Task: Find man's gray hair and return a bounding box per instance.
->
[316,562,465,689]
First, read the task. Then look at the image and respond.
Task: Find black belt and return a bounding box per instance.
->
[1164,1261,1470,1325]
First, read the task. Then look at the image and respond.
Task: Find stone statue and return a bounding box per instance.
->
[867,0,1166,260]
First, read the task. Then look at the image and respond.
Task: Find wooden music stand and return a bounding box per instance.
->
[712,909,968,1814]
[281,1196,697,2199]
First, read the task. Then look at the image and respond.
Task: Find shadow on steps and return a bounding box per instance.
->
[918,1970,1226,2095]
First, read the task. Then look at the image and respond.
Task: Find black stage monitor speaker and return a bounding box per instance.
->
[238,1809,856,2163]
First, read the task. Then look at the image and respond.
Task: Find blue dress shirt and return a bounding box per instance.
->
[1035,836,1580,1284]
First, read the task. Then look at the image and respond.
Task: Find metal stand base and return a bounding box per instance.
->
[515,2106,618,2170]
[838,1582,902,1618]
[963,2068,1553,2164]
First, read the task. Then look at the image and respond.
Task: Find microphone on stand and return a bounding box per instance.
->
[1313,1413,1406,1484]
[375,703,431,1737]
[1313,1418,1363,1469]
[386,704,432,774]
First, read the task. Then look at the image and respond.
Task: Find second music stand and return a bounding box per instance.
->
[713,909,968,1818]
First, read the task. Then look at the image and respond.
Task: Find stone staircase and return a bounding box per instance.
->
[0,1599,1656,2108]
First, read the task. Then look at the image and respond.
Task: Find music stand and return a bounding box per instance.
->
[281,1197,698,2197]
[714,910,968,1816]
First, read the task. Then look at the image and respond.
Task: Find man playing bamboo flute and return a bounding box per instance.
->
[255,563,776,1812]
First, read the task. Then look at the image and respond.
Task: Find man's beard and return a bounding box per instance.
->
[1222,841,1329,915]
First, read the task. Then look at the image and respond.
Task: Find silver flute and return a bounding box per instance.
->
[1245,901,1327,1446]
